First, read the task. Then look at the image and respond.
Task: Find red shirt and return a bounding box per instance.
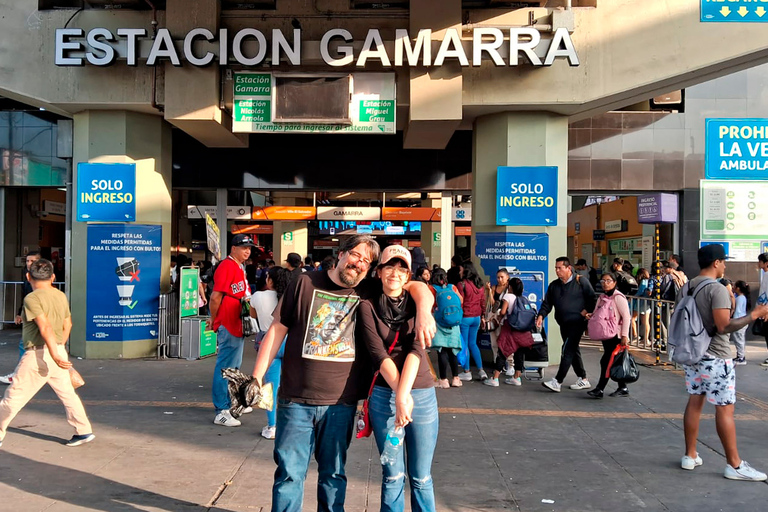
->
[458,279,486,318]
[213,257,249,337]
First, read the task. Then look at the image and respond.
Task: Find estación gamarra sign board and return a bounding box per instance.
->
[54,27,579,68]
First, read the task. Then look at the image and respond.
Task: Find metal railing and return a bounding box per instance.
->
[158,289,179,359]
[0,281,67,327]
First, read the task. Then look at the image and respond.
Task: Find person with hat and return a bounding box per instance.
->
[358,244,439,511]
[677,244,768,481]
[209,233,255,427]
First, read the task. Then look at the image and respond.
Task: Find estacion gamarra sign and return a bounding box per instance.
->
[55,27,579,68]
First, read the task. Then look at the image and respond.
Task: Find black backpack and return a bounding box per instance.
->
[507,295,537,332]
[616,271,638,296]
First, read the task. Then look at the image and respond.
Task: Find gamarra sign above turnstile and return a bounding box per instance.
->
[54,27,579,68]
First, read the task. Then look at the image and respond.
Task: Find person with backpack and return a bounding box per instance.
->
[483,277,536,387]
[538,256,597,393]
[457,261,487,381]
[672,244,768,481]
[586,272,632,398]
[429,268,464,388]
[611,258,639,296]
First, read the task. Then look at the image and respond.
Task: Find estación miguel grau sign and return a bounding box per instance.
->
[54,27,579,68]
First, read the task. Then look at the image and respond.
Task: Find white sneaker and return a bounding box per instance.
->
[435,379,450,389]
[681,453,702,470]
[261,425,276,440]
[482,378,499,387]
[458,371,473,381]
[505,377,522,386]
[725,461,768,481]
[241,406,253,414]
[0,373,12,385]
[214,410,241,427]
[478,369,489,380]
[569,378,591,390]
[505,367,516,377]
[542,378,561,393]
[761,358,768,367]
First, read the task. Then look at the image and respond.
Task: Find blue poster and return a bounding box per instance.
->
[86,224,162,342]
[706,119,768,179]
[475,232,549,315]
[496,166,558,226]
[701,1,768,22]
[77,163,136,221]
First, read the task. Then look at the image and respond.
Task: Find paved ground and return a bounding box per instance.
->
[2,328,768,512]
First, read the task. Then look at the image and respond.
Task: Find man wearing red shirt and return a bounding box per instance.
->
[209,234,255,427]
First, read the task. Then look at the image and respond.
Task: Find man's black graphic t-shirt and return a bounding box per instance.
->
[278,270,376,405]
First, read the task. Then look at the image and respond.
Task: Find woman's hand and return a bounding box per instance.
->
[620,336,630,347]
[395,393,414,428]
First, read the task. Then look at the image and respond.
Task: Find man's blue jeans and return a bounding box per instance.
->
[370,386,439,512]
[212,326,244,414]
[459,316,483,372]
[272,400,357,512]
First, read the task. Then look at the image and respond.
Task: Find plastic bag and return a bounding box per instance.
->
[456,342,469,369]
[69,367,85,389]
[609,346,640,384]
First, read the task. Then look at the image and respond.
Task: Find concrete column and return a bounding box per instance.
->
[272,222,308,267]
[439,192,453,269]
[71,111,172,359]
[472,112,569,364]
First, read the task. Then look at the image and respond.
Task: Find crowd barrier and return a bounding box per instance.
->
[158,289,179,359]
[602,295,675,364]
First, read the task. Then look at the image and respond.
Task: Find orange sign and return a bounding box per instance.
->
[252,206,316,220]
[382,207,440,221]
[409,240,422,248]
[232,224,274,235]
[455,226,472,236]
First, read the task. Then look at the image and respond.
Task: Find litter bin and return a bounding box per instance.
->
[180,316,217,360]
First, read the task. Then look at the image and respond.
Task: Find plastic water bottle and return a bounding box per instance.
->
[380,426,405,465]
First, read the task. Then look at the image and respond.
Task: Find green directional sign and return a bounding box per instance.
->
[359,100,395,123]
[179,267,200,318]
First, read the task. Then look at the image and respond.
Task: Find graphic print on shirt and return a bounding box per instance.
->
[302,290,360,361]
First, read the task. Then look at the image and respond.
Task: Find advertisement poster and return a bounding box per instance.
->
[205,213,221,262]
[86,224,162,342]
[496,166,558,226]
[179,267,200,318]
[77,162,136,222]
[700,180,768,240]
[475,232,549,315]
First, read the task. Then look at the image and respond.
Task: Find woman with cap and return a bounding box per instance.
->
[358,244,439,512]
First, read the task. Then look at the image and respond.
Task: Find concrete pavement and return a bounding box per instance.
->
[1,329,768,511]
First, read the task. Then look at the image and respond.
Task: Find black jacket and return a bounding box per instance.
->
[538,274,597,326]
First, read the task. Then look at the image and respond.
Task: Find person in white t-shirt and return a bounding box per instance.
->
[249,266,291,439]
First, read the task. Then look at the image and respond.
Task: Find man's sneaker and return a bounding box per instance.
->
[505,367,516,377]
[761,358,768,367]
[261,425,276,440]
[609,388,629,397]
[569,378,591,390]
[505,377,522,386]
[478,369,489,380]
[458,371,473,381]
[681,453,702,470]
[0,374,12,385]
[66,434,95,447]
[482,377,499,387]
[733,357,747,366]
[542,378,561,393]
[241,406,253,414]
[214,410,241,427]
[724,461,767,481]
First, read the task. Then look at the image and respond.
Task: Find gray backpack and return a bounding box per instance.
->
[667,278,717,365]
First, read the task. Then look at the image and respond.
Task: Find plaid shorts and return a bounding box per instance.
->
[683,357,736,406]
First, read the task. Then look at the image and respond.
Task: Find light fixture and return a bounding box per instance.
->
[336,192,354,199]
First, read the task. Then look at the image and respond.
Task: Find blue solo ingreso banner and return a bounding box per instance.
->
[475,232,549,316]
[705,119,768,179]
[496,166,558,226]
[86,224,162,342]
[77,162,136,221]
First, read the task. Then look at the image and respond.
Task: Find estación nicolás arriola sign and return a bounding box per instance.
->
[54,27,579,68]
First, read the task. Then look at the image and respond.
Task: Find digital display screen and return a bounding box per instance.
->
[315,221,421,235]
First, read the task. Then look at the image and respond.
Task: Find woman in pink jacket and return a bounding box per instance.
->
[457,261,487,381]
[586,272,632,398]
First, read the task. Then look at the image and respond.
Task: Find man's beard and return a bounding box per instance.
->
[338,264,364,287]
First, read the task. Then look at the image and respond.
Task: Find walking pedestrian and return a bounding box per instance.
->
[485,269,509,365]
[731,281,750,365]
[359,245,439,512]
[586,272,632,398]
[0,252,40,385]
[0,259,94,448]
[756,252,768,366]
[250,236,436,512]
[209,233,256,427]
[457,261,487,381]
[538,257,597,393]
[678,244,768,480]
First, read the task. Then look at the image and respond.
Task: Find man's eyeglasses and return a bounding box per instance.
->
[381,265,409,277]
[347,250,372,269]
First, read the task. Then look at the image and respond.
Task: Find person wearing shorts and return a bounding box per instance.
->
[678,244,768,481]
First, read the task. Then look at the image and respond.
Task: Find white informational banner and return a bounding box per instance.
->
[317,207,381,221]
[605,219,623,233]
[188,206,252,220]
[700,180,768,240]
[642,236,654,270]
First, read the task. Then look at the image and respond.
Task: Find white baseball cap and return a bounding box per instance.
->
[378,245,412,271]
